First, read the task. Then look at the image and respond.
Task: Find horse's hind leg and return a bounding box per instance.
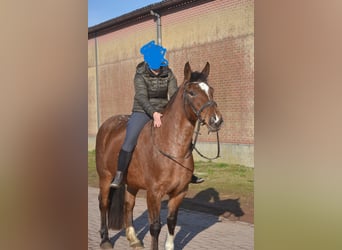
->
[125,187,143,249]
[98,180,113,248]
[165,191,187,250]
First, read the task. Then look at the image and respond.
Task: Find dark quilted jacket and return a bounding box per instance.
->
[132,62,178,117]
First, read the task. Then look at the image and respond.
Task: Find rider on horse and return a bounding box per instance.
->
[110,40,204,188]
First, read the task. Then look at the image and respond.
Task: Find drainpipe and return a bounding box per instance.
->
[150,10,162,45]
[94,34,100,130]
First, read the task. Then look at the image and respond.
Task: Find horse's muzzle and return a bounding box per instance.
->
[208,116,223,132]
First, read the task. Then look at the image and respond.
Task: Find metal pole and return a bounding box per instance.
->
[150,10,162,45]
[95,35,100,130]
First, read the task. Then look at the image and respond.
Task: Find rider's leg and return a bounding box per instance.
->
[110,112,151,188]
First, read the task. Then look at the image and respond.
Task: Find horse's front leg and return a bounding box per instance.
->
[165,191,187,250]
[125,187,143,249]
[147,191,162,250]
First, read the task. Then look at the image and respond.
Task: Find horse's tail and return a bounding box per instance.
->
[107,185,125,230]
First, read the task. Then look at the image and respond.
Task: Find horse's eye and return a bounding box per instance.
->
[188,91,196,97]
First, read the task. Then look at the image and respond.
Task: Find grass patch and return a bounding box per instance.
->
[88,150,98,187]
[189,161,254,198]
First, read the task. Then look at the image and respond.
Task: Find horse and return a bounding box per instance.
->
[95,62,223,250]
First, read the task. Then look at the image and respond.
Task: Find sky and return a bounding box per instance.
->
[88,0,162,27]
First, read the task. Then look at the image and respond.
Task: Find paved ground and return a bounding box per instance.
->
[88,187,254,250]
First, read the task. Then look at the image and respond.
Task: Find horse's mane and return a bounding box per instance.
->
[164,87,180,111]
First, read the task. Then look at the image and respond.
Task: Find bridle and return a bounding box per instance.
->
[152,81,221,167]
[183,81,221,160]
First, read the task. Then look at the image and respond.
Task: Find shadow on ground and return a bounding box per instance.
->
[181,187,245,220]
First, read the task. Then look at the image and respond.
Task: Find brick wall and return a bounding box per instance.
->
[88,0,254,166]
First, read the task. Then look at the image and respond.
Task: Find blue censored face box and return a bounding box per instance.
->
[140,41,169,70]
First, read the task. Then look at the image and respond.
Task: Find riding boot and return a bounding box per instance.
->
[110,149,132,188]
[190,174,204,184]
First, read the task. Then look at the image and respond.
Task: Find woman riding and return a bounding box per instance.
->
[110,41,203,188]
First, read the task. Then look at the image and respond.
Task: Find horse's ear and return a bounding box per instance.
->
[201,62,210,78]
[184,62,192,82]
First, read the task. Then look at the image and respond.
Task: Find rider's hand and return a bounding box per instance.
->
[153,112,163,128]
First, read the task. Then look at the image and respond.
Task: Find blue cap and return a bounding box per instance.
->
[140,40,169,70]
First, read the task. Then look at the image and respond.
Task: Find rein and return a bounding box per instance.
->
[191,120,221,161]
[152,82,221,164]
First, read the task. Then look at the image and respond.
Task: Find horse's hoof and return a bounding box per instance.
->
[130,241,144,249]
[100,239,113,249]
[132,246,144,250]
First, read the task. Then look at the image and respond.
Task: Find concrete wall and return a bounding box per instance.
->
[88,0,254,167]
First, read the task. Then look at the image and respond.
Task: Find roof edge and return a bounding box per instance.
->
[88,0,213,39]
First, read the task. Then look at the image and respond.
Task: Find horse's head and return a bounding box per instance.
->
[183,62,223,132]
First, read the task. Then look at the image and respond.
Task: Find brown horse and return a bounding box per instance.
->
[96,62,223,250]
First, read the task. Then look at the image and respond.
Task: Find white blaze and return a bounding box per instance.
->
[198,82,210,99]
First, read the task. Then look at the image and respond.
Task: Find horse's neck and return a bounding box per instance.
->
[156,90,196,150]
